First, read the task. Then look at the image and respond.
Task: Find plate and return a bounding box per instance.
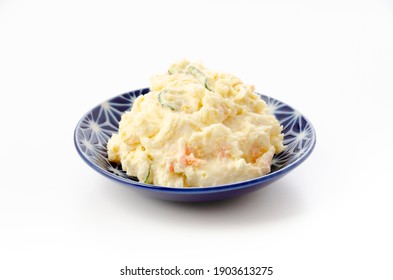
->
[74,88,316,202]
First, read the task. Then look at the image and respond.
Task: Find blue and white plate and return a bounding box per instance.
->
[74,88,316,202]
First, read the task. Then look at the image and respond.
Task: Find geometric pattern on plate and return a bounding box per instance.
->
[75,88,314,181]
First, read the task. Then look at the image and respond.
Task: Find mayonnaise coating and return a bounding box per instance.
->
[107,60,285,187]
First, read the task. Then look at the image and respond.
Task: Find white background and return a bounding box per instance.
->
[1,0,392,279]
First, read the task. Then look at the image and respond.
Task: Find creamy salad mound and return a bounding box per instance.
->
[107,60,285,187]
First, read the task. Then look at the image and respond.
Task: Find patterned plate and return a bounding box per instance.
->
[74,88,316,202]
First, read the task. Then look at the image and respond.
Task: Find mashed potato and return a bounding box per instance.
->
[107,60,285,187]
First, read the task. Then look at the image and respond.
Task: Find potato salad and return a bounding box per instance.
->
[107,60,285,187]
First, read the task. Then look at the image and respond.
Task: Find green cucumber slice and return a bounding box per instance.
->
[143,165,152,183]
[158,90,175,111]
[188,65,214,91]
